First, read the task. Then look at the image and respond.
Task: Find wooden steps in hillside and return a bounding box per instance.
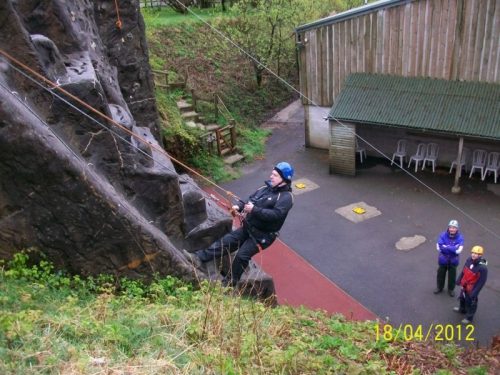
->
[175,98,243,166]
[152,68,244,167]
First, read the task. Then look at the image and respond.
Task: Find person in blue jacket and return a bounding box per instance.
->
[433,220,464,296]
[184,162,294,287]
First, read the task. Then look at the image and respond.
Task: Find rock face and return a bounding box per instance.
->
[0,0,274,298]
[0,0,226,278]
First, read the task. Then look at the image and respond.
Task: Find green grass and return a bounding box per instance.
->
[238,126,270,160]
[141,6,234,28]
[0,250,496,374]
[155,88,239,181]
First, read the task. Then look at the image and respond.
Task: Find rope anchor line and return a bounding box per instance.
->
[1,2,499,241]
[114,0,123,29]
[0,48,242,213]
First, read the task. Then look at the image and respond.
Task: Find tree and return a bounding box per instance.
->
[217,0,293,86]
[218,0,345,87]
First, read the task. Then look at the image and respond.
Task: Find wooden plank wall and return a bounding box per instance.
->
[329,122,356,175]
[298,0,500,107]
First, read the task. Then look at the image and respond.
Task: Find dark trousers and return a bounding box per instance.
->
[436,264,457,291]
[459,290,478,321]
[196,227,271,285]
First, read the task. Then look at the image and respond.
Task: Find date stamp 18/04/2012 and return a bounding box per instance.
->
[374,323,475,342]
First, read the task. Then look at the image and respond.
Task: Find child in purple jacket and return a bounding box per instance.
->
[433,220,464,297]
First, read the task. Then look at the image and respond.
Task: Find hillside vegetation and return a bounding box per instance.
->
[142,1,364,181]
[1,251,498,374]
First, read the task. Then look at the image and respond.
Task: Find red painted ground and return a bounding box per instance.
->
[205,188,377,321]
[252,240,377,321]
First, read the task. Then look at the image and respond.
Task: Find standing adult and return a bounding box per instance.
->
[454,246,488,324]
[184,162,294,287]
[434,220,464,296]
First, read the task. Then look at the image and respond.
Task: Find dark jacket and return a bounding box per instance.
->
[456,256,488,298]
[437,230,464,266]
[237,181,294,236]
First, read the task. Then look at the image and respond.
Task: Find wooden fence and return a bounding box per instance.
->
[153,71,237,156]
[140,0,223,9]
[151,69,187,90]
[204,94,237,156]
[140,0,168,9]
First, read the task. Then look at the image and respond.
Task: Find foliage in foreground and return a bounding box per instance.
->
[0,251,496,374]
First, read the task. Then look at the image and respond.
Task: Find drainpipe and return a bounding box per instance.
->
[451,137,464,193]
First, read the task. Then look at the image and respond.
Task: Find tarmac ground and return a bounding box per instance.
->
[222,100,500,347]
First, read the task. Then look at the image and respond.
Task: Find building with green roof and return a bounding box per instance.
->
[295,0,500,184]
[328,73,500,177]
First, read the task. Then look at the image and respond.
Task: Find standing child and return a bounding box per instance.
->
[454,246,488,324]
[434,220,464,296]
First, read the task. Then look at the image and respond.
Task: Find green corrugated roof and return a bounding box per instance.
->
[328,74,500,140]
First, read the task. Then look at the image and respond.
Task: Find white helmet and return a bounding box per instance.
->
[448,220,459,229]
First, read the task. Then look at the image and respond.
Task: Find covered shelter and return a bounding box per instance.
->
[295,0,500,151]
[328,73,500,189]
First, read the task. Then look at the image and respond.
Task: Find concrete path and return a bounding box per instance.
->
[223,100,500,347]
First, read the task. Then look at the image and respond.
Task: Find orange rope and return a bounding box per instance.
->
[0,48,241,207]
[114,0,123,29]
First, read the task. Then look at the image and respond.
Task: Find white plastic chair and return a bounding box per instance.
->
[449,148,470,174]
[482,152,500,183]
[422,143,439,172]
[356,139,367,163]
[408,143,426,172]
[469,149,487,179]
[391,139,408,168]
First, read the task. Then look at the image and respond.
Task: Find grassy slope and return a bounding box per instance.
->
[144,7,296,124]
[2,6,496,375]
[0,253,497,374]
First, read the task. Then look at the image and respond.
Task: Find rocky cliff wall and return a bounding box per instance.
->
[0,0,232,279]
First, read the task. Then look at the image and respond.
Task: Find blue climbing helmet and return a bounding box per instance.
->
[274,162,294,182]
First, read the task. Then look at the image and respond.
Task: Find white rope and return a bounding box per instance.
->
[169,0,500,241]
[2,61,225,198]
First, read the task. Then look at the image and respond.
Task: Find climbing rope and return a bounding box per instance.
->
[114,0,123,30]
[0,78,160,273]
[0,48,245,213]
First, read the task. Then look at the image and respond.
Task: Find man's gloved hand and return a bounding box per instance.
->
[244,201,254,213]
[230,205,240,217]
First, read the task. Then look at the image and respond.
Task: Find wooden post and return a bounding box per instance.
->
[214,94,218,120]
[229,119,236,149]
[191,89,197,111]
[215,129,222,156]
[452,137,464,194]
